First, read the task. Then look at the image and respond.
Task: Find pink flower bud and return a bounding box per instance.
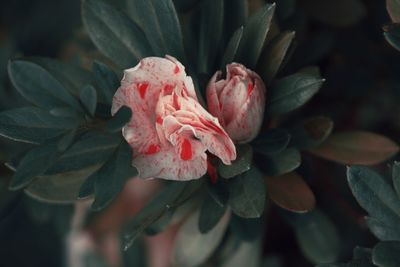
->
[112,56,236,181]
[206,63,266,143]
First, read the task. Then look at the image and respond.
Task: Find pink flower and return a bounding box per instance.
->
[112,56,236,181]
[206,63,266,143]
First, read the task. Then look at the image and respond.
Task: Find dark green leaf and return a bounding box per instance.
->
[218,144,253,178]
[372,241,400,267]
[78,174,96,199]
[393,161,400,198]
[227,166,266,218]
[224,0,247,41]
[122,237,148,267]
[353,247,372,260]
[126,0,186,62]
[310,131,399,165]
[82,0,153,69]
[173,0,201,12]
[384,24,400,51]
[387,0,400,22]
[92,61,119,103]
[347,166,400,228]
[268,73,324,115]
[106,106,132,132]
[30,57,96,100]
[293,210,340,264]
[8,60,82,111]
[230,215,263,242]
[0,107,78,144]
[290,116,334,150]
[221,27,244,68]
[49,107,80,118]
[47,131,120,174]
[366,217,400,241]
[197,0,224,72]
[91,142,137,210]
[261,148,301,176]
[80,85,97,116]
[173,209,230,267]
[198,193,227,233]
[9,144,59,190]
[235,3,276,68]
[259,31,295,84]
[57,129,77,152]
[25,166,99,204]
[252,129,291,155]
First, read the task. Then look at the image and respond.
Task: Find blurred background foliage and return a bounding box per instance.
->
[0,0,399,266]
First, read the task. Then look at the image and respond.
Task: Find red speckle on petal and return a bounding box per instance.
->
[138,83,149,99]
[163,84,174,95]
[145,144,161,155]
[156,116,163,124]
[174,65,180,74]
[247,82,254,96]
[173,92,180,109]
[199,117,226,136]
[207,160,218,184]
[180,139,192,161]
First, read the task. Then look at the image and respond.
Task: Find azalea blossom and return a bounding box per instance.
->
[112,56,236,180]
[206,63,266,143]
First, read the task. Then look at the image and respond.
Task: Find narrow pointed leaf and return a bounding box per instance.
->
[261,148,301,176]
[106,106,132,132]
[80,85,97,116]
[235,3,276,68]
[82,0,153,69]
[92,61,120,103]
[218,144,253,178]
[221,26,244,68]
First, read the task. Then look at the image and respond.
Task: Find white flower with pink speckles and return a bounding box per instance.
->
[206,63,266,143]
[112,56,236,181]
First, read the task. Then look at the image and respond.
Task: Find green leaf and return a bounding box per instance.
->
[9,144,59,190]
[387,0,400,22]
[80,85,97,116]
[78,174,96,199]
[0,107,78,144]
[227,166,266,218]
[106,106,132,132]
[25,166,99,204]
[92,61,119,103]
[301,0,366,27]
[309,131,399,165]
[261,148,301,176]
[123,181,202,249]
[292,210,340,264]
[46,131,120,174]
[57,129,77,152]
[230,215,263,242]
[347,166,400,228]
[91,142,137,210]
[221,26,244,68]
[266,172,315,213]
[8,60,82,111]
[122,237,148,267]
[259,31,295,84]
[30,57,96,99]
[223,0,247,41]
[252,129,291,155]
[393,161,400,198]
[173,0,201,12]
[197,0,224,73]
[372,241,400,267]
[235,3,276,68]
[290,116,334,150]
[384,23,400,51]
[173,209,230,267]
[198,193,227,234]
[268,72,324,115]
[126,0,186,62]
[218,144,253,178]
[366,217,400,241]
[82,0,153,69]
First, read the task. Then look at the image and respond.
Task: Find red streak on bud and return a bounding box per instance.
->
[145,144,160,155]
[180,139,192,160]
[163,84,174,95]
[138,83,149,99]
[174,65,180,74]
[156,116,163,124]
[207,160,218,184]
[247,82,254,96]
